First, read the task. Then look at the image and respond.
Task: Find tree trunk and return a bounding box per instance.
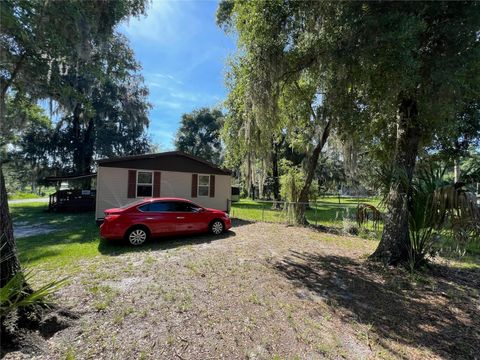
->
[0,95,6,141]
[72,106,94,188]
[272,139,281,202]
[246,152,252,198]
[293,120,331,225]
[0,165,21,288]
[0,57,28,289]
[370,97,421,265]
[0,89,22,288]
[72,103,82,174]
[258,159,266,199]
[81,118,95,188]
[453,158,460,183]
[31,163,38,193]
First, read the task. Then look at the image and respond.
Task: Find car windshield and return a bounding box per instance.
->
[120,199,146,209]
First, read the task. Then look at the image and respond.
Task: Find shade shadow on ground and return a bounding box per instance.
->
[274,251,479,359]
[98,230,238,256]
[98,219,253,255]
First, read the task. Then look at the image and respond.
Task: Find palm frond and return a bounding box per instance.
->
[406,163,480,269]
[0,269,68,317]
[356,203,383,230]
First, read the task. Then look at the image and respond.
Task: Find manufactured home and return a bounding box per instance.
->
[95,151,231,220]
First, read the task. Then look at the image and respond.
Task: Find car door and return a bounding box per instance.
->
[173,202,207,234]
[139,201,177,236]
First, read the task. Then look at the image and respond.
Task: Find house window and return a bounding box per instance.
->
[137,171,153,197]
[198,175,210,197]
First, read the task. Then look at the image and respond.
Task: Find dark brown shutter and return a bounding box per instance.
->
[191,174,198,198]
[127,170,136,198]
[153,171,161,197]
[209,175,215,197]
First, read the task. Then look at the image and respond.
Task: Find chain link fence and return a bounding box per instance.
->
[227,198,385,235]
[228,199,364,227]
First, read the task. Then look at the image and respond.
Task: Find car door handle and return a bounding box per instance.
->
[176,216,185,219]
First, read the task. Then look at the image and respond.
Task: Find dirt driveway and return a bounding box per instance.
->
[7,221,479,359]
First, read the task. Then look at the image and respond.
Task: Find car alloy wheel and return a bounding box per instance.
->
[211,220,223,235]
[128,229,147,245]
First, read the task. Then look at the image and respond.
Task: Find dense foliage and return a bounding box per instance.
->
[2,5,152,192]
[0,0,150,331]
[218,0,480,265]
[175,108,224,165]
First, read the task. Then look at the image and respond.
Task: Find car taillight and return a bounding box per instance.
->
[105,214,121,221]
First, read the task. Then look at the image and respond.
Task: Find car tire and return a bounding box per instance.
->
[126,227,149,245]
[210,220,224,235]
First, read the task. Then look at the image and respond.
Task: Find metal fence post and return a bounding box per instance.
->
[286,202,289,225]
[315,199,317,226]
[288,202,292,225]
[262,202,265,221]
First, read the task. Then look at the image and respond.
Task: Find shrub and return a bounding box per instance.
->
[0,270,67,317]
[341,209,359,235]
[406,166,480,270]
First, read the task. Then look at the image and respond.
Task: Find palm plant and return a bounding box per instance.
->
[0,270,67,317]
[407,165,480,269]
[371,162,479,269]
[406,166,444,270]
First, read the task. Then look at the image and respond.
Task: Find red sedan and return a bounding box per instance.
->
[100,198,232,245]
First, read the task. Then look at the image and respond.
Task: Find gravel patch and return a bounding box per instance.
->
[14,221,57,238]
[4,221,478,359]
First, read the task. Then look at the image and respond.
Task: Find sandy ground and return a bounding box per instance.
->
[4,221,479,360]
[13,221,57,238]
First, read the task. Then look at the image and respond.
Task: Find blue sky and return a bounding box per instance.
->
[119,0,235,150]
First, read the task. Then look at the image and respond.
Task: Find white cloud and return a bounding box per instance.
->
[120,0,198,45]
[147,82,164,88]
[153,73,183,84]
[117,0,233,146]
[152,129,175,139]
[173,91,221,104]
[149,128,176,150]
[151,91,221,111]
[146,73,184,88]
[152,99,183,109]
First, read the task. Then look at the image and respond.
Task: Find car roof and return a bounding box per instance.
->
[143,197,192,202]
[130,198,196,207]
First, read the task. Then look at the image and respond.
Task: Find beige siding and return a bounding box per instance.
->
[96,167,231,219]
[160,171,231,211]
[95,166,131,219]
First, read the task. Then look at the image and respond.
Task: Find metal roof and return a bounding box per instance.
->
[96,151,231,175]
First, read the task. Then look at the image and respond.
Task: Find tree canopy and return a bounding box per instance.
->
[218,0,480,264]
[175,108,224,165]
[0,0,149,290]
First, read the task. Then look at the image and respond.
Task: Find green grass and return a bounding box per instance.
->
[10,200,478,272]
[8,191,43,200]
[10,202,101,269]
[230,197,382,228]
[8,187,56,200]
[9,202,227,271]
[10,202,171,271]
[10,198,382,270]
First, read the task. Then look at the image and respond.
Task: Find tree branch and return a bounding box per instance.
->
[1,52,26,98]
